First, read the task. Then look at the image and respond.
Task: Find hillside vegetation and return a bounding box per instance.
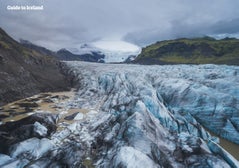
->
[134,37,239,65]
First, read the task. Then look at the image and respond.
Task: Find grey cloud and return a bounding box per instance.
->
[209,18,239,34]
[1,0,239,50]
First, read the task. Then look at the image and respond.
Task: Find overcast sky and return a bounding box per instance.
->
[1,0,239,51]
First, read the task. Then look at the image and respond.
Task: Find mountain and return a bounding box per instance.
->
[20,39,57,57]
[134,37,239,65]
[20,40,106,62]
[0,28,70,106]
[20,39,140,63]
[56,48,105,62]
[123,55,137,63]
[56,49,82,61]
[61,41,141,63]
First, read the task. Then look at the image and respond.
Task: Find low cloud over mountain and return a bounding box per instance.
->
[1,0,239,51]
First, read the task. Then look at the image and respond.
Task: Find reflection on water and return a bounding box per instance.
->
[0,89,80,124]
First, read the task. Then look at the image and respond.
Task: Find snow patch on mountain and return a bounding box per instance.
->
[92,40,141,63]
[66,43,103,55]
[66,40,141,63]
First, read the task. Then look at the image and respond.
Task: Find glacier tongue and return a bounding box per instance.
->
[63,61,239,167]
[1,61,239,167]
[67,62,239,143]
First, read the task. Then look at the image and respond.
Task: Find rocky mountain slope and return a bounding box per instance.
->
[0,28,70,106]
[20,40,105,62]
[134,37,239,65]
[20,39,57,57]
[56,48,105,62]
[1,61,238,167]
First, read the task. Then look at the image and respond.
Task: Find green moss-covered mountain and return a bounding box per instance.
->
[0,28,70,106]
[134,37,239,65]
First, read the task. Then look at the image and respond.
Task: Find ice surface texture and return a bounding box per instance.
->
[64,62,239,167]
[1,62,239,167]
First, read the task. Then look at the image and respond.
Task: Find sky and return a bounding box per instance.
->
[1,0,239,51]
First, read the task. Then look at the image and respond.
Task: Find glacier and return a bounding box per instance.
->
[66,41,141,63]
[67,62,239,144]
[0,61,239,167]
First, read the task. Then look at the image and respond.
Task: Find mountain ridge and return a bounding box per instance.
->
[20,39,106,62]
[56,48,105,62]
[133,37,239,65]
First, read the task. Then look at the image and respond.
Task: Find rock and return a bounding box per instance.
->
[178,132,201,155]
[0,113,57,154]
[16,102,39,108]
[0,114,8,120]
[64,112,79,120]
[0,54,4,64]
[74,112,84,120]
[33,121,48,137]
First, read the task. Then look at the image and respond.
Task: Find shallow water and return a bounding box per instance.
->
[210,131,239,160]
[0,90,76,123]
